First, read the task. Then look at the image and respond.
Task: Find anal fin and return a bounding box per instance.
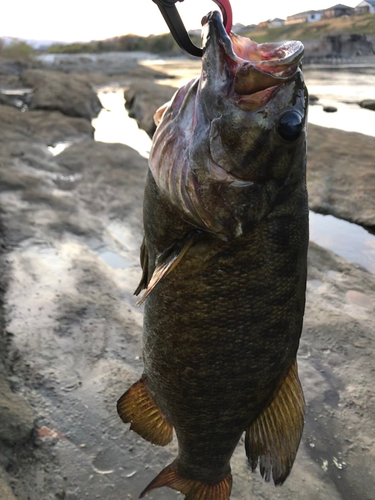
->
[245,360,305,485]
[140,460,232,500]
[117,377,173,446]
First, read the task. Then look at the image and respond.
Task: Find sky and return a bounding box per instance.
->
[1,0,362,42]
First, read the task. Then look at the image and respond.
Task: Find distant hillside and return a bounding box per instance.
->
[243,13,375,43]
[47,32,200,56]
[23,13,375,57]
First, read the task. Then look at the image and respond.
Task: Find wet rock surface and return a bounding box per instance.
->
[0,59,374,500]
[307,125,375,230]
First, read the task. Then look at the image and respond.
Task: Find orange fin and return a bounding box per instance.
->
[117,377,173,446]
[136,231,201,306]
[140,460,232,500]
[246,360,305,485]
[134,237,149,296]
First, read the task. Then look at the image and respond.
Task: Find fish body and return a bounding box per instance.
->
[118,11,308,500]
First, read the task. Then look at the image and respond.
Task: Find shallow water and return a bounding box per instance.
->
[93,86,151,158]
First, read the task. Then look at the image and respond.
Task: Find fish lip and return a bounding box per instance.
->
[201,11,304,98]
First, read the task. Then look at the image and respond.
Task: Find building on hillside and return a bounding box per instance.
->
[231,23,256,33]
[323,4,354,18]
[257,21,268,28]
[285,10,323,25]
[267,18,285,28]
[355,1,375,14]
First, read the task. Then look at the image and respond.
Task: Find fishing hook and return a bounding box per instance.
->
[152,0,233,57]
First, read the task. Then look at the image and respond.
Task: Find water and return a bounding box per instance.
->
[93,85,151,158]
[89,64,375,274]
[305,66,375,136]
[310,212,375,272]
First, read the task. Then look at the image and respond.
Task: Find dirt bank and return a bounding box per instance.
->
[0,61,374,500]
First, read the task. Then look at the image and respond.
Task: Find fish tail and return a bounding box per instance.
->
[139,459,232,500]
[245,360,305,485]
[117,376,173,446]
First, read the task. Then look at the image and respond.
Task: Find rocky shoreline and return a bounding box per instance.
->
[0,57,374,499]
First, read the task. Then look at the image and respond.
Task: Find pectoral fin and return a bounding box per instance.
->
[136,231,201,306]
[245,360,305,485]
[134,237,149,296]
[117,376,173,446]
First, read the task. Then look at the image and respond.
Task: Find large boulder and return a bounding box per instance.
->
[307,123,375,230]
[21,69,102,120]
[0,104,93,147]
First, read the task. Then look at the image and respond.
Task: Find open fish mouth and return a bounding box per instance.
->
[201,11,304,109]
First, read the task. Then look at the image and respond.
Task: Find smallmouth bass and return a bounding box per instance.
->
[118,10,308,500]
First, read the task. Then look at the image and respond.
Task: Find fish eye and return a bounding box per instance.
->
[278,111,303,141]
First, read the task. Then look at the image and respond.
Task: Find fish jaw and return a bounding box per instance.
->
[149,11,308,239]
[200,10,304,106]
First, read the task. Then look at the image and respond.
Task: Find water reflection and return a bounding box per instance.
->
[93,86,151,159]
[309,212,375,273]
[304,66,375,136]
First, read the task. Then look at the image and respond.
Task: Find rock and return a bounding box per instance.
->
[0,105,93,147]
[323,105,337,113]
[359,99,375,111]
[0,91,31,110]
[20,70,102,120]
[309,95,319,104]
[308,123,375,229]
[124,81,176,138]
[0,469,18,500]
[0,378,34,444]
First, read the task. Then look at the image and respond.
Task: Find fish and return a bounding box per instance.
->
[117,10,308,500]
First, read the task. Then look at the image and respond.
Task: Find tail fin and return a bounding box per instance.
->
[245,360,305,485]
[117,377,173,446]
[140,460,232,500]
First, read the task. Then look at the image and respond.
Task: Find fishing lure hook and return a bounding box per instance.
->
[152,0,233,57]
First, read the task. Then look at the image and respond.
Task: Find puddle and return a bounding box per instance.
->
[93,87,152,159]
[309,212,375,273]
[0,88,32,95]
[48,141,73,156]
[98,250,130,270]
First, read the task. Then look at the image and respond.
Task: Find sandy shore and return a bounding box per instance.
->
[0,58,374,500]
